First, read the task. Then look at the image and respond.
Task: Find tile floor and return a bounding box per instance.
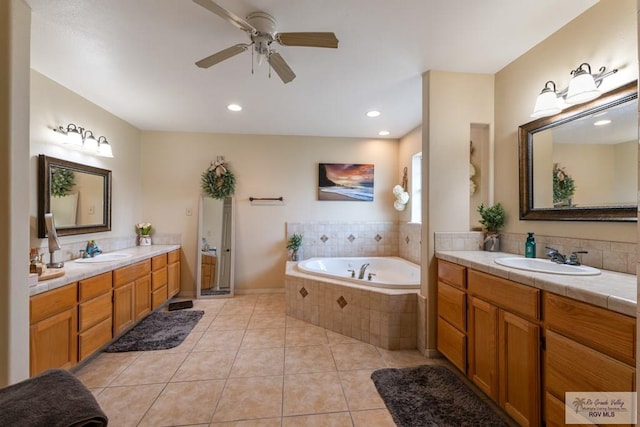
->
[74,294,515,427]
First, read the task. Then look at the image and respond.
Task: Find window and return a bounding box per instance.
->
[411,152,422,223]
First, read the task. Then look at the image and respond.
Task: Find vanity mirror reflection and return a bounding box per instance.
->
[519,81,638,221]
[37,154,112,237]
[196,196,235,298]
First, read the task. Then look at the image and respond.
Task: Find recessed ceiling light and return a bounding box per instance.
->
[593,119,611,126]
[366,110,381,118]
[227,104,243,112]
[378,130,390,136]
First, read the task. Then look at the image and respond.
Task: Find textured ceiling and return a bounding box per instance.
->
[27,0,598,138]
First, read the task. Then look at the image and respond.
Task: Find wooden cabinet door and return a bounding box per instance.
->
[498,310,540,427]
[113,282,135,335]
[30,306,77,375]
[167,260,180,298]
[134,275,151,321]
[467,296,498,399]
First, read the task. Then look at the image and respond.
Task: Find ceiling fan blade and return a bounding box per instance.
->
[195,44,248,68]
[268,52,296,84]
[276,32,339,48]
[192,0,255,33]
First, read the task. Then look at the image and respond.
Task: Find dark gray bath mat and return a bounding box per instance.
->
[371,364,510,427]
[104,310,204,352]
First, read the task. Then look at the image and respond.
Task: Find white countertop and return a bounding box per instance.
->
[30,245,180,297]
[436,250,637,317]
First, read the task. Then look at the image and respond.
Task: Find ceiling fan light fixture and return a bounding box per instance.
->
[227,103,243,112]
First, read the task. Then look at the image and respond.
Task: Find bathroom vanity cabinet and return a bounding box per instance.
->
[151,254,168,309]
[29,247,181,376]
[167,249,181,299]
[30,283,78,376]
[113,259,151,335]
[437,259,636,427]
[200,253,217,290]
[78,271,113,361]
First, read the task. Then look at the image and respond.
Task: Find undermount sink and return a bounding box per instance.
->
[494,257,600,276]
[75,253,132,263]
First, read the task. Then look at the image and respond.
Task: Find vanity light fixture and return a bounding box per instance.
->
[53,124,114,158]
[531,63,618,118]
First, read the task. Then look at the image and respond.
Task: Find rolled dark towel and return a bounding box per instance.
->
[0,368,108,427]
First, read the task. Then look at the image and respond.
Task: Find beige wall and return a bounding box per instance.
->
[398,125,422,223]
[29,70,143,249]
[422,71,495,351]
[140,131,400,296]
[495,0,638,241]
[553,142,637,206]
[0,0,31,385]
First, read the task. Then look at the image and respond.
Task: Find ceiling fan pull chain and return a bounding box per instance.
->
[251,49,253,74]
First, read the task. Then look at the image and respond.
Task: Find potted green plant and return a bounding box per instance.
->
[477,203,506,252]
[286,233,303,261]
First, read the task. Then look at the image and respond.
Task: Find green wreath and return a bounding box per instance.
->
[50,167,75,197]
[201,160,236,199]
[553,165,576,204]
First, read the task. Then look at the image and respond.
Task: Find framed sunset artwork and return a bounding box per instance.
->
[318,163,374,201]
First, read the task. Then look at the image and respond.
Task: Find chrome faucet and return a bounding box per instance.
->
[546,247,566,264]
[358,263,370,279]
[546,246,588,265]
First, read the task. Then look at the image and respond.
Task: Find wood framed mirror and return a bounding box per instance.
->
[37,154,112,237]
[518,80,638,222]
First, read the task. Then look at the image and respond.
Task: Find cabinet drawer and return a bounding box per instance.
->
[152,285,168,310]
[437,260,466,289]
[79,292,112,332]
[79,271,112,302]
[545,330,635,400]
[79,317,112,361]
[30,283,77,324]
[468,270,539,320]
[113,259,151,287]
[152,254,167,271]
[152,268,167,290]
[437,281,466,331]
[437,318,466,373]
[544,292,635,364]
[168,249,180,264]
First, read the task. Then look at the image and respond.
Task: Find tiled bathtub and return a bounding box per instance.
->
[285,262,417,350]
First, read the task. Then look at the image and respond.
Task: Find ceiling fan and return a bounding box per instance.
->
[192,0,339,83]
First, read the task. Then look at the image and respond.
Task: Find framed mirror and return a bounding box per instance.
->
[37,154,112,237]
[519,80,638,221]
[196,196,235,298]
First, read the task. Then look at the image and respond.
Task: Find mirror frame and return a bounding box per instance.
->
[518,80,638,222]
[37,154,112,237]
[196,196,235,299]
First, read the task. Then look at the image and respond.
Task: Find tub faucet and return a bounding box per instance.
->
[358,263,370,279]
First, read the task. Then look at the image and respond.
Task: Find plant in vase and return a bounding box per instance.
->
[136,222,152,246]
[477,203,505,252]
[286,233,303,261]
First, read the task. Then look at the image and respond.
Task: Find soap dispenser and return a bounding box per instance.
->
[525,232,536,258]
